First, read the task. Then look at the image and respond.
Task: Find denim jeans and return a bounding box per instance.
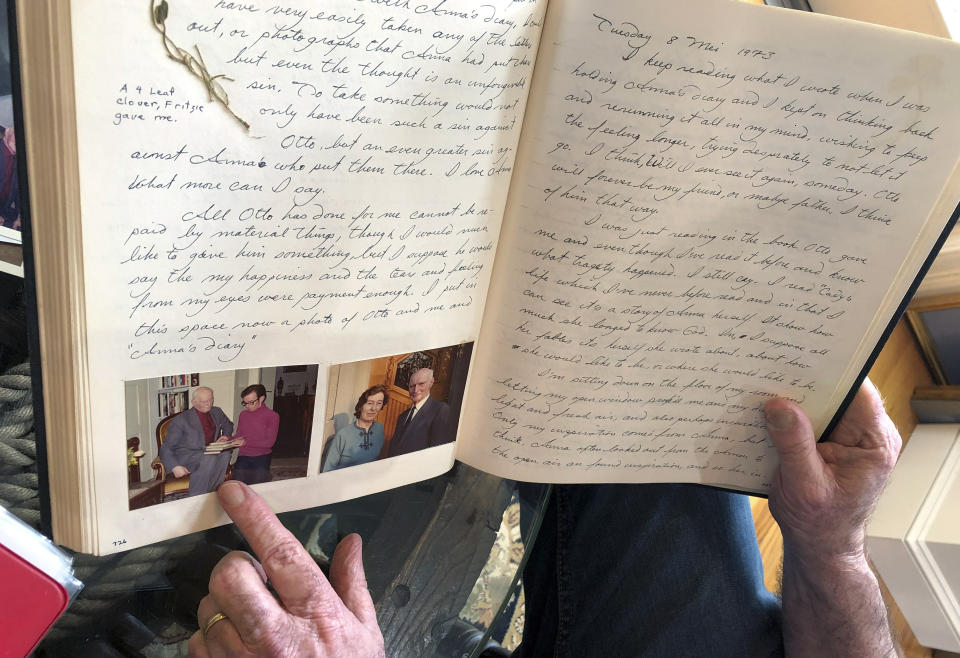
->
[232,454,272,485]
[515,484,783,657]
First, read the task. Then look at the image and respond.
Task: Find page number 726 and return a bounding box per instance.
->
[112,538,127,546]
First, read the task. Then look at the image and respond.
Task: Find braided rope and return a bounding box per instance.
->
[44,537,201,640]
[0,362,41,527]
[0,361,202,645]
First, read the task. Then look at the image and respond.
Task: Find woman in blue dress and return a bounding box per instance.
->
[321,385,387,472]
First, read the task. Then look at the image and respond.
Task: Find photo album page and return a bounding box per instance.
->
[68,0,547,554]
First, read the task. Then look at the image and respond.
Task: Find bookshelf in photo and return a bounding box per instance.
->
[155,373,196,419]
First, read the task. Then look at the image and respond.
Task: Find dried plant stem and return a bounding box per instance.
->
[150,0,250,131]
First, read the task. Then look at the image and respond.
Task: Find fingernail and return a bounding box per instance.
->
[765,407,796,431]
[219,481,245,506]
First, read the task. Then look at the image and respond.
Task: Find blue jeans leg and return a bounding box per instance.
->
[233,454,272,485]
[515,483,783,658]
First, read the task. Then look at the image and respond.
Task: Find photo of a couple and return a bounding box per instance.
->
[321,343,471,472]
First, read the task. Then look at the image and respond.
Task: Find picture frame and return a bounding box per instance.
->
[906,292,960,385]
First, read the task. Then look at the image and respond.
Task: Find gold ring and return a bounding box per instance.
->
[202,611,230,637]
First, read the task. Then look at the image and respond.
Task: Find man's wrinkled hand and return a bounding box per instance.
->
[172,465,190,478]
[187,481,385,657]
[765,378,901,562]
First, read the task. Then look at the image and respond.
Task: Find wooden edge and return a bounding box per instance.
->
[908,291,960,312]
[905,309,949,386]
[913,386,960,401]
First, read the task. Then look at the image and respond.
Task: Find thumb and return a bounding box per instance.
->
[765,398,821,481]
[329,533,377,628]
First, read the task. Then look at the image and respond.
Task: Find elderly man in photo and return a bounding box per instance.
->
[158,386,242,497]
[387,367,454,457]
[233,384,280,485]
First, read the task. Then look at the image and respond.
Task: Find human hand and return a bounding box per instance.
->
[765,378,901,563]
[187,481,385,657]
[172,465,190,478]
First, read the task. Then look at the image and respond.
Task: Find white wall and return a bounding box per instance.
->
[233,368,264,409]
[323,361,372,440]
[203,369,241,423]
[124,379,151,481]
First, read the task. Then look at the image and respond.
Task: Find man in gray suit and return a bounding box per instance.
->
[159,386,242,497]
[387,368,454,457]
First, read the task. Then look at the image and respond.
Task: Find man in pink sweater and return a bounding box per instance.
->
[233,384,280,485]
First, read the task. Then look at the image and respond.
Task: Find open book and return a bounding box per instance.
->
[16,0,960,554]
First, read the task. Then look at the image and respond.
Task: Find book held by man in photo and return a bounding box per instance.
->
[203,438,245,454]
[14,0,960,553]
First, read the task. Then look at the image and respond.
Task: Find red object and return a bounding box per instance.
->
[0,543,70,656]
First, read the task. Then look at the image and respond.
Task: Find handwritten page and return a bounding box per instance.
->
[68,0,546,547]
[459,0,960,490]
[75,0,545,375]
